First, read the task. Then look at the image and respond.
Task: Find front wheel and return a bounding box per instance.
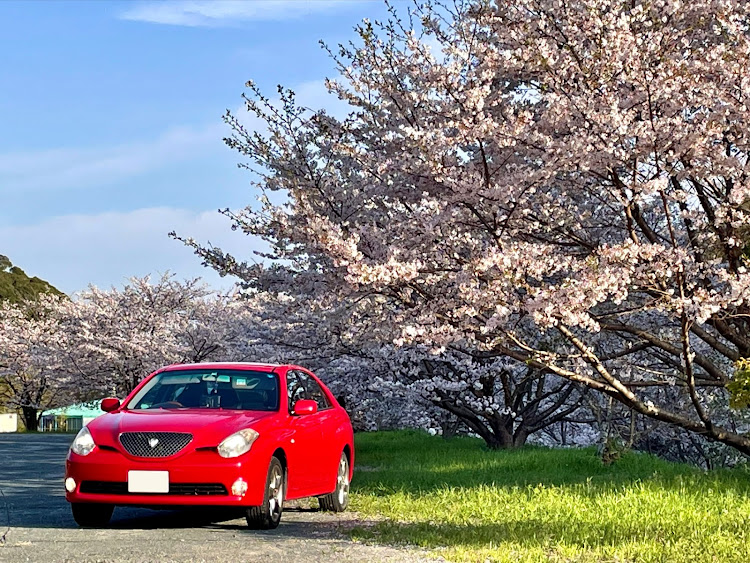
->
[246,456,284,529]
[319,452,350,512]
[71,502,114,528]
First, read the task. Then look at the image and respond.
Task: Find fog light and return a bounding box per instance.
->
[65,477,76,493]
[231,478,248,496]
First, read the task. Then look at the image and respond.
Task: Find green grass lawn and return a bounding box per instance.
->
[349,430,750,562]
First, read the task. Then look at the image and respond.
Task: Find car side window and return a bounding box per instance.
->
[286,371,306,413]
[298,372,331,410]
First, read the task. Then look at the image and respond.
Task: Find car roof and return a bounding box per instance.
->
[160,362,284,373]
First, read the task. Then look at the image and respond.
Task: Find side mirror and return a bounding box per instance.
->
[292,399,318,416]
[101,397,121,412]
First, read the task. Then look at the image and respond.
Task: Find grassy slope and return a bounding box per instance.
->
[0,255,63,304]
[349,430,750,562]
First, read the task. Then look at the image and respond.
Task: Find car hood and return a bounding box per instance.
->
[88,409,276,450]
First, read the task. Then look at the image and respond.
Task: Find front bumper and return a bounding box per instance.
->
[65,447,268,506]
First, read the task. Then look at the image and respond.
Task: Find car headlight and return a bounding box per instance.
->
[70,427,96,456]
[217,429,259,458]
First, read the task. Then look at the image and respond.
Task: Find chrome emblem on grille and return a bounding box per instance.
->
[148,438,159,448]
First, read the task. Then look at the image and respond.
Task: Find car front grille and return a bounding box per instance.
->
[119,432,192,458]
[79,481,228,496]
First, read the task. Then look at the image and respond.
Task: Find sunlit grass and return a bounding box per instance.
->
[349,430,750,562]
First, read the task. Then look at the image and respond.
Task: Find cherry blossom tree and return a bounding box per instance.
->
[61,275,251,397]
[0,295,70,430]
[385,348,588,448]
[181,243,589,447]
[181,0,750,453]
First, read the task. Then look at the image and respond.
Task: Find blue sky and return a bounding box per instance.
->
[0,0,392,294]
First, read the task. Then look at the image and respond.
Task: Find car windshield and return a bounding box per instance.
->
[127,369,280,411]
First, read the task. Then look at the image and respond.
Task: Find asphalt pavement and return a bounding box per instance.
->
[0,433,431,563]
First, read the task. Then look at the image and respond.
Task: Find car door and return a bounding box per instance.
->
[284,369,322,497]
[297,369,338,494]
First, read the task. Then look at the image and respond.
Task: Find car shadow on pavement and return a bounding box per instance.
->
[107,506,346,537]
[106,507,244,530]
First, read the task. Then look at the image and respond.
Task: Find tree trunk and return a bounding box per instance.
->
[436,399,532,449]
[513,428,530,448]
[484,422,528,449]
[21,406,39,431]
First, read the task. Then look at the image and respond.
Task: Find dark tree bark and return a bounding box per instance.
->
[21,405,39,431]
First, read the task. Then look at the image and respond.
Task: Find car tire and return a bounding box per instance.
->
[71,502,114,528]
[246,456,284,529]
[318,451,350,512]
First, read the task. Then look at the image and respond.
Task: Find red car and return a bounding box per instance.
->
[65,363,354,529]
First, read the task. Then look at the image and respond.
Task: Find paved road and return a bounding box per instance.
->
[0,434,431,563]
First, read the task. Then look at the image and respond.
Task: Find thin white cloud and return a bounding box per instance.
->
[120,1,361,27]
[1,80,353,294]
[0,124,223,193]
[1,207,263,294]
[0,80,348,196]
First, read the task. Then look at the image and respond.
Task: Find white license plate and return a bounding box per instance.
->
[128,470,169,493]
